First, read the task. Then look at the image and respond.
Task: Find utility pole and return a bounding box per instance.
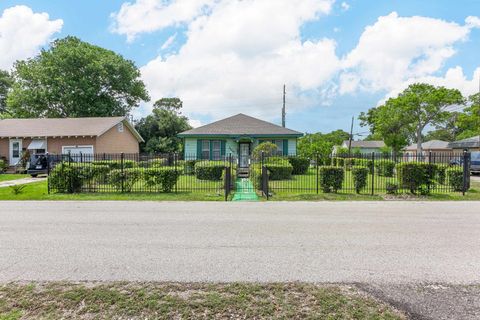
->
[348,116,354,156]
[282,84,286,127]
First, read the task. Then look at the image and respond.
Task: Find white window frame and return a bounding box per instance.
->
[201,140,210,160]
[212,140,221,160]
[117,122,124,133]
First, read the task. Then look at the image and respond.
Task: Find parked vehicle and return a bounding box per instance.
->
[471,151,480,174]
[26,154,72,177]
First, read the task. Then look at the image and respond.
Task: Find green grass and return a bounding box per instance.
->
[0,282,404,320]
[0,174,29,182]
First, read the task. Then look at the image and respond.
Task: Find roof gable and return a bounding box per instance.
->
[0,117,144,142]
[178,113,302,137]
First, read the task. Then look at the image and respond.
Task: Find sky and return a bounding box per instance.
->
[1,0,479,136]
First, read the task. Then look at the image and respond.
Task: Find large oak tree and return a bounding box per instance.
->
[7,36,149,118]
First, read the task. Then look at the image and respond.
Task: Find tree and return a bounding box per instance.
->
[360,83,464,154]
[456,93,480,140]
[297,130,350,161]
[252,142,278,160]
[424,112,460,142]
[0,70,12,116]
[7,36,149,118]
[135,98,191,153]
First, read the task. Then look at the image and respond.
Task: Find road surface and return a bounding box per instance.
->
[0,201,479,283]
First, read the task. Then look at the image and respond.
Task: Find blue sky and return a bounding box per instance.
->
[1,0,479,135]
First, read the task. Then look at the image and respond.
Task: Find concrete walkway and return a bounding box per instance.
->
[0,201,479,283]
[0,176,46,188]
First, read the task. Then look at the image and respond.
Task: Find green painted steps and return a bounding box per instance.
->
[232,178,259,201]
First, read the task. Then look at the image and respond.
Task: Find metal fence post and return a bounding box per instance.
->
[224,157,230,201]
[121,152,125,193]
[463,150,470,196]
[46,152,50,194]
[316,153,319,194]
[371,152,375,195]
[174,152,178,194]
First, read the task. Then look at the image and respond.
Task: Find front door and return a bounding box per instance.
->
[9,139,22,165]
[239,143,250,168]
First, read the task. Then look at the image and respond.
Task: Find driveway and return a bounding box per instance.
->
[0,176,46,188]
[0,201,479,283]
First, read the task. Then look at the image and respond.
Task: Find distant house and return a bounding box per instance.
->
[0,117,143,165]
[334,140,386,154]
[404,140,452,155]
[448,135,480,151]
[178,113,302,167]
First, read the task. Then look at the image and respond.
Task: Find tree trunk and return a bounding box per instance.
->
[416,126,423,158]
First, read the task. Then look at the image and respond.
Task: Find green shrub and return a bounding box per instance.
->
[343,158,355,171]
[49,163,83,193]
[288,156,310,175]
[251,166,263,190]
[143,168,180,192]
[386,182,398,194]
[436,164,449,185]
[252,142,278,160]
[266,163,293,180]
[108,168,142,192]
[184,160,197,174]
[396,162,437,194]
[354,158,373,171]
[264,156,285,164]
[336,157,345,167]
[194,161,225,180]
[92,160,136,170]
[319,166,344,193]
[351,166,368,194]
[446,167,464,191]
[375,160,395,177]
[0,159,6,172]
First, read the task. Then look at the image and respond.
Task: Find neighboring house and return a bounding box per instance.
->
[0,117,143,165]
[334,140,386,154]
[448,135,480,152]
[404,140,452,155]
[178,113,303,167]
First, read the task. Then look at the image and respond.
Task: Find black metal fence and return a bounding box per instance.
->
[254,151,471,196]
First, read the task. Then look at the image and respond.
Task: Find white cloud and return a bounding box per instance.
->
[140,0,337,120]
[188,119,202,128]
[160,33,177,50]
[341,2,350,11]
[340,12,471,93]
[466,16,480,28]
[0,5,63,70]
[111,0,217,42]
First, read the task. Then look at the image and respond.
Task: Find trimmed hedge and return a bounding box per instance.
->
[49,163,84,193]
[351,166,368,194]
[396,162,437,194]
[319,166,344,193]
[91,160,136,170]
[375,160,395,177]
[108,168,142,192]
[143,167,180,192]
[266,163,293,180]
[386,182,398,194]
[0,159,6,172]
[354,158,373,171]
[288,156,310,175]
[344,158,355,171]
[446,167,464,191]
[194,161,225,180]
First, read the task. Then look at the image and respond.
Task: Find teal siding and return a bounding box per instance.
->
[221,140,226,157]
[196,139,202,159]
[283,139,288,156]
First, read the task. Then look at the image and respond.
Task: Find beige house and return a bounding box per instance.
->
[0,117,143,165]
[404,140,452,155]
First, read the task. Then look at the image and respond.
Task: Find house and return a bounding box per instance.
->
[404,140,452,155]
[334,140,386,154]
[177,113,303,167]
[0,117,143,165]
[448,135,480,151]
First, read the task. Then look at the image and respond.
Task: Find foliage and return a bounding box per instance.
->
[0,70,13,116]
[251,166,262,190]
[135,98,191,153]
[143,168,180,192]
[456,93,480,140]
[396,162,437,194]
[7,36,149,118]
[265,163,293,180]
[332,157,345,167]
[183,160,197,175]
[354,158,373,171]
[298,130,349,160]
[194,161,225,180]
[9,184,27,195]
[385,182,398,195]
[49,163,84,193]
[334,146,349,155]
[252,142,278,160]
[108,168,142,192]
[360,83,464,153]
[424,112,461,141]
[343,158,355,170]
[91,160,136,170]
[287,156,310,175]
[319,166,344,193]
[446,167,464,192]
[0,159,6,172]
[375,160,395,177]
[351,166,368,194]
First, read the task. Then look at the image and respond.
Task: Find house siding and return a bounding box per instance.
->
[288,139,296,155]
[0,138,9,162]
[96,124,139,154]
[47,137,97,154]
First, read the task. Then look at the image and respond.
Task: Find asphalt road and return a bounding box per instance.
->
[1,201,479,284]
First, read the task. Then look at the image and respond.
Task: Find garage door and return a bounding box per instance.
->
[62,146,94,161]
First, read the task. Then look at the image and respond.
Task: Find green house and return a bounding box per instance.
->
[178,113,303,167]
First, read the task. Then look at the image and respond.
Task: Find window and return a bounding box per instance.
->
[12,142,20,158]
[117,122,124,132]
[212,140,221,160]
[274,140,283,155]
[202,140,210,159]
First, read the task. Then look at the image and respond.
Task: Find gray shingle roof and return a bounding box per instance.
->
[448,136,480,149]
[178,113,302,136]
[405,140,451,150]
[0,117,144,142]
[342,140,385,148]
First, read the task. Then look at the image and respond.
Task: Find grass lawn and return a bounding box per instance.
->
[0,282,404,320]
[0,174,29,182]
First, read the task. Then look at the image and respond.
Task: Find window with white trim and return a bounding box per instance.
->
[117,122,124,132]
[212,140,221,160]
[202,140,210,159]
